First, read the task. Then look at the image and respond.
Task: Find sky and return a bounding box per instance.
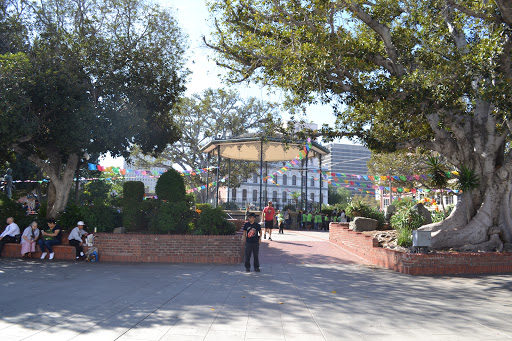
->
[101,0,347,167]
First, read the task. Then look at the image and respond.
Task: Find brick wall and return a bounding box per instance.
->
[330,223,512,275]
[93,232,244,264]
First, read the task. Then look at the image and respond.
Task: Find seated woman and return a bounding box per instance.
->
[39,218,62,260]
[21,221,40,258]
[68,221,88,260]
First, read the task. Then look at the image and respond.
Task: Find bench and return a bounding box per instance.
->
[1,231,86,260]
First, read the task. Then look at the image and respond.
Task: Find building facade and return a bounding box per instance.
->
[322,143,373,197]
[218,157,328,211]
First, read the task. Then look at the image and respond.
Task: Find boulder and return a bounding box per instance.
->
[113,227,126,234]
[411,203,432,224]
[349,217,379,232]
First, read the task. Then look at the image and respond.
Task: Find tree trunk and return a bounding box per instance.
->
[419,170,512,250]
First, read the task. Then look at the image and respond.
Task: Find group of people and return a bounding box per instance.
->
[297,209,348,231]
[0,217,89,260]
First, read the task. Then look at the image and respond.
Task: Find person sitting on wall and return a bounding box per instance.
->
[68,221,88,260]
[21,221,40,258]
[0,217,20,257]
[39,218,62,260]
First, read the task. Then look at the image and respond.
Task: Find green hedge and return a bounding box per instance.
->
[123,181,144,231]
[196,206,236,235]
[155,169,185,203]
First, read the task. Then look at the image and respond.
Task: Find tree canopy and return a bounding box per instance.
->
[130,88,279,203]
[207,0,512,250]
[0,0,187,217]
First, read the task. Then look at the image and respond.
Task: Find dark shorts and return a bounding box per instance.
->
[265,220,273,230]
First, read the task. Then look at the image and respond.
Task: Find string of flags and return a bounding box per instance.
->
[186,177,228,194]
[262,138,313,182]
[86,163,218,177]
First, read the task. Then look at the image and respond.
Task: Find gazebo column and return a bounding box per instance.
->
[319,154,323,206]
[216,145,221,207]
[259,140,263,210]
[206,152,210,203]
[265,161,268,203]
[301,158,304,211]
[227,158,231,204]
[305,150,309,212]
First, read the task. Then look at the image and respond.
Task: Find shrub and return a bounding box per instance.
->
[195,203,212,211]
[222,201,239,210]
[390,205,425,248]
[81,204,121,233]
[0,194,32,228]
[196,206,236,235]
[151,201,190,234]
[123,181,145,231]
[155,169,185,203]
[345,200,384,227]
[59,203,84,230]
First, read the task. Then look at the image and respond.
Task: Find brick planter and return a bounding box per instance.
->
[329,223,512,275]
[92,232,244,264]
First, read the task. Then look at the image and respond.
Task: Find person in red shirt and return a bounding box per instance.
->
[261,201,275,241]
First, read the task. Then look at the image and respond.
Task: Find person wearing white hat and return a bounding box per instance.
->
[68,221,88,260]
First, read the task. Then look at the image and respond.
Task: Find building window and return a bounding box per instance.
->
[272,191,278,203]
[282,191,287,203]
[445,196,454,205]
[242,189,247,201]
[283,174,287,185]
[310,193,315,202]
[310,178,315,187]
[232,188,236,200]
[320,193,323,204]
[292,175,297,186]
[253,173,258,183]
[263,190,267,202]
[302,176,306,186]
[253,190,257,202]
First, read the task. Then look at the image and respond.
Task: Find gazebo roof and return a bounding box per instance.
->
[200,134,329,162]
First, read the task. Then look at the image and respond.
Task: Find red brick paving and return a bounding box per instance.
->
[258,231,370,265]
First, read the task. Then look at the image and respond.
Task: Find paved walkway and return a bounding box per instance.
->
[1,230,512,340]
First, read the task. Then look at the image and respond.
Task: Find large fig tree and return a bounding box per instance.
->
[0,0,186,218]
[206,0,512,250]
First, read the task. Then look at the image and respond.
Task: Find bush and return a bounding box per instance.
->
[222,201,239,210]
[155,169,185,203]
[151,201,190,234]
[123,181,145,231]
[196,206,236,235]
[0,194,32,229]
[195,203,212,211]
[390,205,425,248]
[81,204,121,233]
[345,200,384,227]
[59,203,84,230]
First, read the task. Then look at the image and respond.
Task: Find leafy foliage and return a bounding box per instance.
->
[457,165,480,193]
[345,200,384,227]
[196,205,236,235]
[155,169,186,203]
[391,202,426,248]
[151,201,190,234]
[130,88,279,203]
[0,194,32,228]
[122,181,145,232]
[0,0,187,217]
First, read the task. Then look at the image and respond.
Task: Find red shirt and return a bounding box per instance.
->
[263,206,275,221]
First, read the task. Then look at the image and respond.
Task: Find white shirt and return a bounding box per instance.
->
[0,223,20,238]
[68,227,87,242]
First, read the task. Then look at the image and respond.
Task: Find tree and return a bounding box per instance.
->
[0,0,187,218]
[328,185,351,206]
[206,0,512,250]
[131,88,278,203]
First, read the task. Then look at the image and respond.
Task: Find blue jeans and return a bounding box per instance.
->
[38,239,61,253]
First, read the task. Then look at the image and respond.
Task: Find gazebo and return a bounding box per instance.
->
[200,134,330,210]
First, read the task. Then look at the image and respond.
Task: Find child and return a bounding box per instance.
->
[276,210,285,234]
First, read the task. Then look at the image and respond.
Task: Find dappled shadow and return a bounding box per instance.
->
[1,254,512,340]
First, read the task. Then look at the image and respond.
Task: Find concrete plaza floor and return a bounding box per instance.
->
[1,230,512,340]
